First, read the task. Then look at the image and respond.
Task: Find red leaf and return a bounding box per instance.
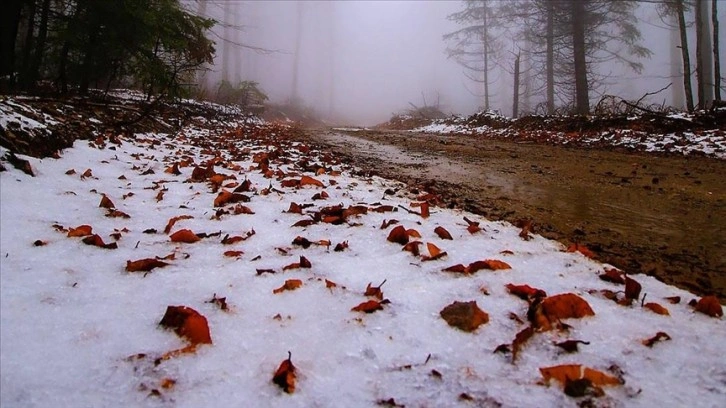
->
[169,229,201,243]
[624,276,642,301]
[468,259,511,273]
[442,264,468,274]
[643,302,670,316]
[158,306,212,345]
[439,300,489,332]
[364,280,386,300]
[126,258,169,272]
[599,268,625,284]
[402,241,422,256]
[272,352,296,393]
[223,250,244,257]
[387,225,409,245]
[82,234,118,249]
[693,296,723,317]
[506,283,547,301]
[164,215,193,234]
[566,243,596,259]
[351,300,385,313]
[67,225,93,237]
[273,279,303,294]
[420,202,430,219]
[642,331,671,347]
[300,175,325,187]
[434,226,453,240]
[512,326,535,362]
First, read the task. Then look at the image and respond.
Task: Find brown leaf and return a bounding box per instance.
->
[467,224,482,234]
[273,279,303,294]
[434,226,453,240]
[442,264,468,274]
[468,259,511,272]
[300,175,324,187]
[272,351,296,393]
[387,225,409,245]
[664,296,681,304]
[158,305,212,345]
[334,241,349,252]
[693,296,723,318]
[82,234,118,249]
[67,225,93,237]
[599,268,625,284]
[506,283,547,301]
[126,258,170,272]
[518,219,533,240]
[380,219,399,229]
[512,326,535,362]
[642,331,671,347]
[402,241,422,256]
[624,276,642,301]
[554,339,590,353]
[164,215,193,234]
[106,209,130,219]
[282,256,312,271]
[421,242,447,261]
[325,279,338,289]
[420,201,430,219]
[364,280,386,300]
[566,243,596,259]
[643,302,670,316]
[351,299,385,313]
[99,194,115,209]
[206,293,228,311]
[169,229,201,243]
[214,190,249,207]
[539,364,622,387]
[223,250,244,257]
[439,301,489,332]
[531,293,595,331]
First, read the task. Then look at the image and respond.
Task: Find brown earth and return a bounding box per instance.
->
[302,129,726,301]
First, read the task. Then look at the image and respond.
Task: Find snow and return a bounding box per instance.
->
[1,116,725,407]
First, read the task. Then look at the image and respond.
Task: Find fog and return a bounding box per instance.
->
[195,1,725,125]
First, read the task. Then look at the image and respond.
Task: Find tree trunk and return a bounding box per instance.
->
[546,0,555,114]
[712,0,721,101]
[222,0,231,83]
[670,13,685,109]
[513,52,520,118]
[676,0,695,111]
[28,0,50,88]
[695,0,714,108]
[571,0,589,115]
[0,0,24,86]
[19,0,36,90]
[482,9,490,111]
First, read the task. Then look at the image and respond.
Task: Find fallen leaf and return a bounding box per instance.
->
[206,293,228,311]
[468,259,511,272]
[443,264,468,274]
[364,280,386,300]
[282,256,312,271]
[420,201,430,218]
[506,283,547,301]
[466,224,481,234]
[624,276,642,301]
[599,268,625,284]
[387,225,409,245]
[67,225,93,237]
[224,250,244,257]
[539,364,621,387]
[99,194,115,209]
[664,296,681,304]
[554,339,590,353]
[158,305,212,345]
[566,243,596,259]
[439,301,489,332]
[214,190,249,207]
[643,302,670,316]
[126,258,170,272]
[402,241,423,256]
[351,299,386,313]
[421,242,447,261]
[325,279,338,289]
[334,241,349,252]
[642,331,671,347]
[530,293,595,331]
[406,229,422,238]
[164,215,193,234]
[273,279,303,294]
[169,229,201,243]
[272,352,296,393]
[693,295,723,317]
[518,219,533,240]
[300,175,324,187]
[434,226,453,240]
[512,326,535,362]
[82,234,118,249]
[106,209,130,218]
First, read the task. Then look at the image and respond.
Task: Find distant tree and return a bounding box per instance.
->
[444,0,507,111]
[4,0,214,97]
[713,0,721,101]
[658,0,695,111]
[694,0,714,108]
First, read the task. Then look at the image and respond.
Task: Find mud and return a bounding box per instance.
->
[302,129,726,300]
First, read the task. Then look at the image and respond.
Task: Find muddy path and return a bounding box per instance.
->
[301,129,726,300]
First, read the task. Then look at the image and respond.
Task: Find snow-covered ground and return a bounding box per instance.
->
[1,114,724,407]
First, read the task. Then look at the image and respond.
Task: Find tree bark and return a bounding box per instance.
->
[571,0,589,114]
[513,52,520,118]
[0,0,24,86]
[19,0,36,89]
[291,2,303,103]
[546,0,555,114]
[712,0,721,101]
[482,8,490,111]
[695,0,714,108]
[676,0,695,111]
[28,0,50,89]
[670,13,685,109]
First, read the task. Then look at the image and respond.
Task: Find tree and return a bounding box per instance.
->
[5,0,214,97]
[711,0,721,101]
[658,0,695,111]
[695,0,714,108]
[444,0,506,110]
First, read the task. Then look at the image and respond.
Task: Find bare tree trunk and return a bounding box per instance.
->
[222,1,231,83]
[28,0,50,88]
[513,52,520,118]
[676,0,695,111]
[695,0,714,108]
[670,13,685,109]
[713,0,721,101]
[546,0,555,114]
[0,0,24,86]
[571,0,589,115]
[19,0,36,89]
[482,9,490,111]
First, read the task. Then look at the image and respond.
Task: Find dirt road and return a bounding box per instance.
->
[302,129,726,300]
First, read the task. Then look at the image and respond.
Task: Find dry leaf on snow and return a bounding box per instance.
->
[440,300,489,332]
[272,351,296,393]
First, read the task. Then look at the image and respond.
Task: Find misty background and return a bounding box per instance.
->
[195,0,725,126]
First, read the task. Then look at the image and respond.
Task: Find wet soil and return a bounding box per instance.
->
[302,129,726,300]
